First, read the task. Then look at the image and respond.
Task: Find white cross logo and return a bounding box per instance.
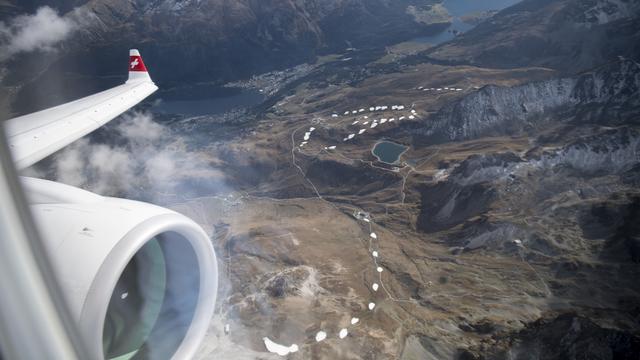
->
[130,58,139,69]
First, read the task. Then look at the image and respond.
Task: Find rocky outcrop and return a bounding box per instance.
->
[416,152,525,234]
[534,127,640,175]
[414,60,640,145]
[416,128,640,240]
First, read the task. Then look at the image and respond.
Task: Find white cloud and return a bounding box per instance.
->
[45,112,228,204]
[0,6,92,60]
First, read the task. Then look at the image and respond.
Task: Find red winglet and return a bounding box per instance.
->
[129,49,148,72]
[127,49,153,83]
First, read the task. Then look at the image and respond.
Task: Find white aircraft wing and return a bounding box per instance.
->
[0,49,218,360]
[4,49,158,170]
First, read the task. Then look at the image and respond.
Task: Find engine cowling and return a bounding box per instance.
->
[22,177,218,360]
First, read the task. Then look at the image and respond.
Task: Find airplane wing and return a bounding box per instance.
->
[4,49,158,170]
[0,49,218,359]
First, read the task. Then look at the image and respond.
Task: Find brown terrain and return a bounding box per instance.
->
[3,0,640,359]
[180,34,640,360]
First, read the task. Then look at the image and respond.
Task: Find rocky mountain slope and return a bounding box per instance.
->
[411,59,640,144]
[0,0,453,116]
[427,0,640,74]
[5,0,640,358]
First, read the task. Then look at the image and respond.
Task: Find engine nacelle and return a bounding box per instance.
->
[22,177,217,360]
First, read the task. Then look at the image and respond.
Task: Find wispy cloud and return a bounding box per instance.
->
[37,112,228,204]
[0,6,93,61]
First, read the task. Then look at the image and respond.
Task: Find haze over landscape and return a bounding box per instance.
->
[2,0,640,359]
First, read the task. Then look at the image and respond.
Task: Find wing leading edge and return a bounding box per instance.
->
[4,49,158,170]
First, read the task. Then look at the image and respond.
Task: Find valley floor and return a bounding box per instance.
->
[162,46,640,359]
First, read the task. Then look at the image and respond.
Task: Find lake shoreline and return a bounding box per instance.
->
[371,140,409,165]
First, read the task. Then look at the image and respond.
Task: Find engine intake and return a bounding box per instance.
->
[22,177,217,360]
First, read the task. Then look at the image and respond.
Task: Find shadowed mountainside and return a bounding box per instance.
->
[426,0,640,74]
[0,0,452,115]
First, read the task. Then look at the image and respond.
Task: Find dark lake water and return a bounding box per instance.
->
[372,141,408,164]
[152,84,265,116]
[411,0,522,45]
[443,0,522,16]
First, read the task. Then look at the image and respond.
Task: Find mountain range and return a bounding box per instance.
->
[2,0,640,359]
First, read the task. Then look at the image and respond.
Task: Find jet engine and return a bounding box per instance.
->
[21,177,218,360]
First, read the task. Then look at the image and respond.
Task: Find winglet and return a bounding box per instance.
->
[127,49,153,83]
